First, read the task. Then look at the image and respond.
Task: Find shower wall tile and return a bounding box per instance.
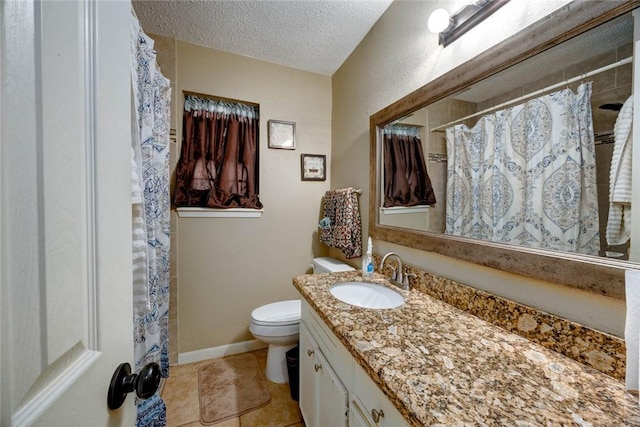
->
[596,143,613,184]
[618,42,633,60]
[617,62,633,87]
[567,51,616,94]
[449,99,471,121]
[170,231,178,274]
[169,83,177,131]
[169,138,178,366]
[566,51,615,78]
[170,210,178,233]
[522,69,564,96]
[169,274,178,364]
[476,99,491,111]
[591,68,617,95]
[490,85,524,108]
[168,318,178,366]
[428,99,449,125]
[428,130,447,154]
[430,163,446,191]
[591,85,632,134]
[170,276,178,318]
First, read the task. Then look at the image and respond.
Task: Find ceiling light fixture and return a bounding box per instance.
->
[427,8,452,34]
[429,0,511,47]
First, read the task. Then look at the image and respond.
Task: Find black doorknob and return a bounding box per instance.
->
[107,362,161,410]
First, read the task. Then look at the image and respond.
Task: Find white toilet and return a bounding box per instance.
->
[249,257,355,383]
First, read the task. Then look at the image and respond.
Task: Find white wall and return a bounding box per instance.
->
[331,0,626,337]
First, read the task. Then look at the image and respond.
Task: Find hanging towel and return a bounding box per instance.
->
[607,94,633,245]
[131,147,150,313]
[319,188,362,259]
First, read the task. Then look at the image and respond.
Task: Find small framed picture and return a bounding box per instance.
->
[301,154,326,181]
[268,120,296,149]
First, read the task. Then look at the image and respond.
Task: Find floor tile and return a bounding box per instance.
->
[163,349,304,427]
[179,418,240,427]
[163,366,200,426]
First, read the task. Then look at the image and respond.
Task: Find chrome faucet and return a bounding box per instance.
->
[380,252,406,290]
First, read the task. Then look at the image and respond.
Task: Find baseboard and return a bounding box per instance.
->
[177,339,268,365]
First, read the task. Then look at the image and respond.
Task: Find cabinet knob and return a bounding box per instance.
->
[314,363,322,372]
[371,408,385,423]
[307,349,314,357]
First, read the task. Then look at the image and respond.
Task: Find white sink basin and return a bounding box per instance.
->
[329,281,404,309]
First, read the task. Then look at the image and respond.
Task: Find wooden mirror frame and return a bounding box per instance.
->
[369,0,640,300]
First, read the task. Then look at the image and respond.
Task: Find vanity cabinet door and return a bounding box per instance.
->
[316,350,349,427]
[300,323,318,427]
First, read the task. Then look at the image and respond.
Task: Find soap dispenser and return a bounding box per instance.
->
[362,237,375,278]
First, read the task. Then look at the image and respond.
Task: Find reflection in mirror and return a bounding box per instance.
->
[379,10,633,261]
[380,123,437,231]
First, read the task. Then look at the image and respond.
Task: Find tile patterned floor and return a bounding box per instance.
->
[162,349,305,427]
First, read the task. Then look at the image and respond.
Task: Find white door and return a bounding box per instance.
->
[1,1,136,425]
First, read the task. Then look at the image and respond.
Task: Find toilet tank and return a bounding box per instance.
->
[311,257,355,274]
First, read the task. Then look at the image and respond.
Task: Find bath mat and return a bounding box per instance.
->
[198,352,271,425]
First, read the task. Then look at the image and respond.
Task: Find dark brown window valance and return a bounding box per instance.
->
[383,126,436,208]
[173,95,262,209]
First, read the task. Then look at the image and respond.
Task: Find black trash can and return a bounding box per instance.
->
[285,345,299,401]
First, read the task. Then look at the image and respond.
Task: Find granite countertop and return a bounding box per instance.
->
[293,270,640,426]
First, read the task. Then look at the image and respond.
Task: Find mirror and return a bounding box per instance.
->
[370,1,640,299]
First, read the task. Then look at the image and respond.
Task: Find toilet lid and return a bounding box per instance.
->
[251,299,301,326]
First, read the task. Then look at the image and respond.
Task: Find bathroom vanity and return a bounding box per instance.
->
[294,271,640,426]
[300,298,407,427]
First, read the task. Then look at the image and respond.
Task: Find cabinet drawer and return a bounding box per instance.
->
[353,363,408,426]
[350,398,373,427]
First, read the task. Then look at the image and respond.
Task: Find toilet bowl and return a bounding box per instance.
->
[249,257,355,383]
[249,300,301,383]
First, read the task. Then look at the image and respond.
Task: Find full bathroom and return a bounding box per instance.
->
[7,0,640,427]
[7,0,640,425]
[135,0,640,425]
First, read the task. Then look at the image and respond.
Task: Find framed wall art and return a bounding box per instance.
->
[268,119,296,149]
[301,154,326,181]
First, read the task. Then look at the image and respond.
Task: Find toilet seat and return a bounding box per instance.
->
[250,300,300,326]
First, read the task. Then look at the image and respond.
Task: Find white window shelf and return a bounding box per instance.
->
[176,207,263,218]
[379,205,430,215]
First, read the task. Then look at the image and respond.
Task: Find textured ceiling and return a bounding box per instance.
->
[132,0,393,76]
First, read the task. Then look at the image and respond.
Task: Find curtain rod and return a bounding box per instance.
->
[182,90,259,108]
[430,56,632,133]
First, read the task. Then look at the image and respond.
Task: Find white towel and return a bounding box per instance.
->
[607,95,633,246]
[132,131,150,313]
[625,270,640,396]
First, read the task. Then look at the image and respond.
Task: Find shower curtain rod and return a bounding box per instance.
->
[430,56,632,133]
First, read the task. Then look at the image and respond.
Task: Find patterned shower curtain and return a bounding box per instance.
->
[131,12,171,427]
[445,82,600,255]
